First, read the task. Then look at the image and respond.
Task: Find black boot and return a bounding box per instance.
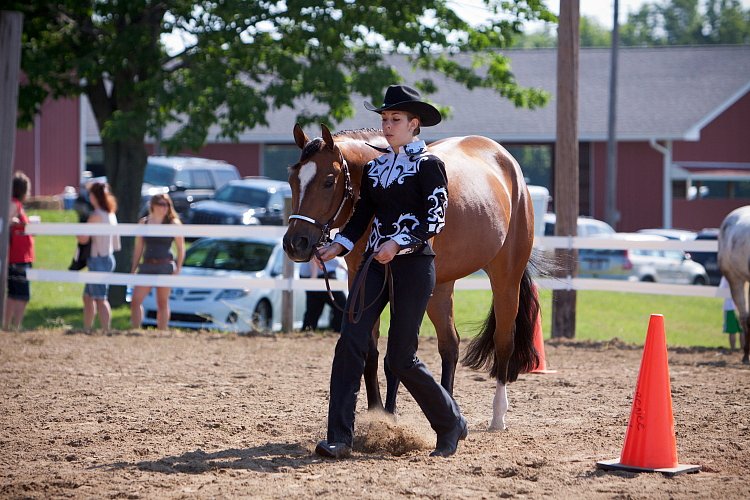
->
[315,440,352,459]
[430,416,468,457]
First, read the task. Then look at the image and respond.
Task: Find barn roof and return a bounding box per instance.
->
[85,45,750,144]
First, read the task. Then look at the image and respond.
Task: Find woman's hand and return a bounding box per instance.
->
[316,242,344,264]
[374,240,400,264]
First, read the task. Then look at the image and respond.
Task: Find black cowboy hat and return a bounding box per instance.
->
[364,85,442,127]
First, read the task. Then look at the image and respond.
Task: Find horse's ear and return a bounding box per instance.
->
[293,123,309,150]
[321,124,335,150]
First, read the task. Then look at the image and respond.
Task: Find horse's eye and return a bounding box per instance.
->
[324,175,335,189]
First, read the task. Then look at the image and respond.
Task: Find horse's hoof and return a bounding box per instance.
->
[488,421,507,432]
[368,406,397,423]
[742,356,749,365]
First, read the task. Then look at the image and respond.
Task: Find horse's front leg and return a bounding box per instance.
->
[426,282,460,394]
[364,318,386,410]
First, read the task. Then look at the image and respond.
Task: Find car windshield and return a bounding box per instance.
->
[184,240,275,272]
[214,185,270,207]
[143,164,176,186]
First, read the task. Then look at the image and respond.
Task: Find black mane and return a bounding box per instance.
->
[332,128,382,139]
[299,138,324,164]
[292,128,383,169]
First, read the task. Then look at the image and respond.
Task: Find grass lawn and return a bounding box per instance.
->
[18,210,727,347]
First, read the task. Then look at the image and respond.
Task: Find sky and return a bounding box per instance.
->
[163,1,750,55]
[450,0,750,30]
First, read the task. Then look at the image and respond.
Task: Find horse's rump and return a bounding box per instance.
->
[429,136,529,282]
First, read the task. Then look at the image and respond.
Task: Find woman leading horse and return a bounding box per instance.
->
[283,85,540,458]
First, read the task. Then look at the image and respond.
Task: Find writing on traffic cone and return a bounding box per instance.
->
[529,311,556,374]
[597,314,700,476]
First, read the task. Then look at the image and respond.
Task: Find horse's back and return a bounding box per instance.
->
[718,205,750,281]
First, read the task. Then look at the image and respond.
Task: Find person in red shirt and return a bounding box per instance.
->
[4,172,35,330]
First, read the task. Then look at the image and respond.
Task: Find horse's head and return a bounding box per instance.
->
[283,123,353,262]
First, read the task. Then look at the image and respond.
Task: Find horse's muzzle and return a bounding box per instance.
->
[282,232,314,262]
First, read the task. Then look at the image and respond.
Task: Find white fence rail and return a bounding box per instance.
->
[24,223,727,298]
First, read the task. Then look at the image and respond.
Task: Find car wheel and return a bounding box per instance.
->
[641,275,655,282]
[252,300,272,333]
[693,275,707,286]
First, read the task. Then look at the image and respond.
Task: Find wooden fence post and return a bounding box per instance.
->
[281,197,294,332]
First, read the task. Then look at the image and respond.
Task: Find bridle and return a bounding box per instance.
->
[288,155,354,246]
[287,150,392,323]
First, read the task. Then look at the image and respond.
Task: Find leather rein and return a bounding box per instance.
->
[288,156,392,324]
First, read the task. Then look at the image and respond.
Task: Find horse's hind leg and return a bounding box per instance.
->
[485,257,527,431]
[425,282,460,395]
[727,276,750,364]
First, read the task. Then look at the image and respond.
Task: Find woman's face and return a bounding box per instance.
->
[381,110,418,150]
[151,198,169,214]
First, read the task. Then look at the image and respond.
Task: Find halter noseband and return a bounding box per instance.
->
[288,156,353,245]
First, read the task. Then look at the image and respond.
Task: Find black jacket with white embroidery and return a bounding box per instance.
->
[333,139,448,257]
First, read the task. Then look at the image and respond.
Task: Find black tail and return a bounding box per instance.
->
[462,265,540,383]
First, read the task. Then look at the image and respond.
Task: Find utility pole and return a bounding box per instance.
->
[605,0,621,228]
[551,0,580,339]
[0,11,24,328]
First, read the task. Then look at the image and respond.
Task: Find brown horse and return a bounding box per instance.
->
[283,124,539,430]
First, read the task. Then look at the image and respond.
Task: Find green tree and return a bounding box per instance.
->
[705,0,750,44]
[579,16,612,47]
[10,0,554,303]
[511,15,616,48]
[621,0,750,45]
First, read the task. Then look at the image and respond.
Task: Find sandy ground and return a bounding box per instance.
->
[1,329,749,499]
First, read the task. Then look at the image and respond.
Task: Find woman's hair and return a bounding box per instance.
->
[150,194,181,224]
[12,171,30,200]
[406,112,421,136]
[88,182,117,213]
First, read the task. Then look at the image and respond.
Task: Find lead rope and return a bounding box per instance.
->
[313,248,393,325]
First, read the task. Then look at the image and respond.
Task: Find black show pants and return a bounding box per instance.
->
[326,253,462,446]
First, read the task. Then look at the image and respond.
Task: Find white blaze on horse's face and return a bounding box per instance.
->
[297,161,317,207]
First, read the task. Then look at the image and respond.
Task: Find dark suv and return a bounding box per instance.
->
[184,178,291,226]
[690,228,720,285]
[141,156,240,216]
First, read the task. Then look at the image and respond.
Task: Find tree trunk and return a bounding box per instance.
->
[103,137,148,307]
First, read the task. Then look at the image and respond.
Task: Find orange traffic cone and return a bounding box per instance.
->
[529,310,556,374]
[597,314,700,476]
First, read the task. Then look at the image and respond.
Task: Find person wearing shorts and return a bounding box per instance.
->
[130,194,185,330]
[720,276,743,351]
[78,182,120,332]
[4,172,34,331]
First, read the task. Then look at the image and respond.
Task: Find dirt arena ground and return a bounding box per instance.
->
[1,329,748,499]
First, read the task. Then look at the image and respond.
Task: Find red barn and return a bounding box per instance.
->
[13,46,750,231]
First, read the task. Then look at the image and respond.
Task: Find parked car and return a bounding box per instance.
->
[578,233,709,285]
[690,228,720,285]
[543,213,616,237]
[184,178,291,226]
[140,236,342,332]
[80,156,241,218]
[141,156,240,217]
[636,228,697,241]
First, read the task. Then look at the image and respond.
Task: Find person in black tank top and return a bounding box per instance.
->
[130,194,185,330]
